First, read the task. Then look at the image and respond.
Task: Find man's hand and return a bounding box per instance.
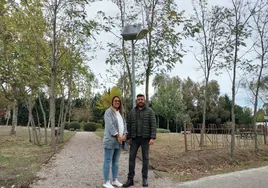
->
[149,139,155,145]
[127,139,132,145]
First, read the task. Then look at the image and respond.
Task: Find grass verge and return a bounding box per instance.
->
[0,126,75,187]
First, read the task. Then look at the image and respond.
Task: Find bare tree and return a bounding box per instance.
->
[192,0,231,148]
[223,0,260,160]
[246,0,268,151]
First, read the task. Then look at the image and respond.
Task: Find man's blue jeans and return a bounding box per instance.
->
[103,148,121,182]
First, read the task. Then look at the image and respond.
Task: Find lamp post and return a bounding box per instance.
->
[121,24,149,108]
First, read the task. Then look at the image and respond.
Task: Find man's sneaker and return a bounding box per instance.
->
[103,180,114,188]
[112,179,123,187]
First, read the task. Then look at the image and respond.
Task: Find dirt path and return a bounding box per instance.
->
[30,132,176,188]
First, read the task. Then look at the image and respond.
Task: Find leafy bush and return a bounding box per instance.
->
[84,122,99,132]
[64,122,69,130]
[157,128,170,133]
[69,122,81,130]
[95,122,102,129]
[69,128,75,131]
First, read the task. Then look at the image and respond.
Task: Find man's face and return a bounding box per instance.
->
[137,96,145,107]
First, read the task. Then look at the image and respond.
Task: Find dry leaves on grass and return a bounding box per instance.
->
[149,133,268,181]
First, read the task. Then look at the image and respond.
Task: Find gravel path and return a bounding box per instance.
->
[30,132,176,188]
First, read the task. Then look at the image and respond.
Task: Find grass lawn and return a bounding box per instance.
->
[150,133,268,181]
[0,125,75,187]
[94,128,104,138]
[95,131,268,182]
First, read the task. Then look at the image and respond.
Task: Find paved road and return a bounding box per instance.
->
[176,165,268,188]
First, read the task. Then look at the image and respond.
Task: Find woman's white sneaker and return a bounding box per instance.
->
[112,179,123,187]
[103,180,114,188]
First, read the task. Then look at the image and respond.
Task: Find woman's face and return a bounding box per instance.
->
[112,97,121,109]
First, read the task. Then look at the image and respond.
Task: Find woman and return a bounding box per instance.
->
[103,96,127,188]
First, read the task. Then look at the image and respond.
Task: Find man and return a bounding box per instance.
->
[123,94,156,187]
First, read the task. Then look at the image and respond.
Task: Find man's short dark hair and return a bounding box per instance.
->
[136,94,145,98]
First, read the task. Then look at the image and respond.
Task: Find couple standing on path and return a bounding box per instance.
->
[103,94,156,188]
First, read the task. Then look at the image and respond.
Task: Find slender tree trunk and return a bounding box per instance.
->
[50,0,58,152]
[122,40,132,99]
[157,115,159,128]
[60,77,72,142]
[47,116,51,129]
[57,95,64,143]
[50,67,56,151]
[35,105,41,143]
[200,78,209,148]
[57,96,64,128]
[5,108,10,126]
[145,69,150,103]
[27,117,32,142]
[10,100,18,135]
[145,0,157,102]
[198,1,210,148]
[38,91,47,144]
[252,54,265,152]
[28,96,40,145]
[231,33,238,162]
[31,114,38,145]
[167,119,169,130]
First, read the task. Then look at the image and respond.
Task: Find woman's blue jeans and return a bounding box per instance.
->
[103,148,121,182]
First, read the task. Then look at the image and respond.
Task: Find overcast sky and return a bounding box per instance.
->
[85,0,267,108]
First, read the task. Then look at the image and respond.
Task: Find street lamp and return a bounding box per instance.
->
[121,24,149,108]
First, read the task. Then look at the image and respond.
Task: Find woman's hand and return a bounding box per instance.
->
[116,135,122,143]
[120,135,126,142]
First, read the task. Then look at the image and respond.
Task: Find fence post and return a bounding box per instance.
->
[184,121,188,152]
[263,125,267,145]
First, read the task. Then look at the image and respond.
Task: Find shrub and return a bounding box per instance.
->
[64,122,69,130]
[69,122,81,130]
[84,122,96,132]
[157,128,170,133]
[84,122,102,132]
[69,128,75,131]
[95,123,102,130]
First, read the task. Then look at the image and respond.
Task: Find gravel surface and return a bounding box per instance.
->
[30,132,175,188]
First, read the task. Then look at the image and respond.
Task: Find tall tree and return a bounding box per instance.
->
[43,0,98,151]
[247,0,268,151]
[222,0,260,160]
[192,0,231,148]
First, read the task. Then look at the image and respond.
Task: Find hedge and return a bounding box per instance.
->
[84,122,102,132]
[68,122,81,130]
